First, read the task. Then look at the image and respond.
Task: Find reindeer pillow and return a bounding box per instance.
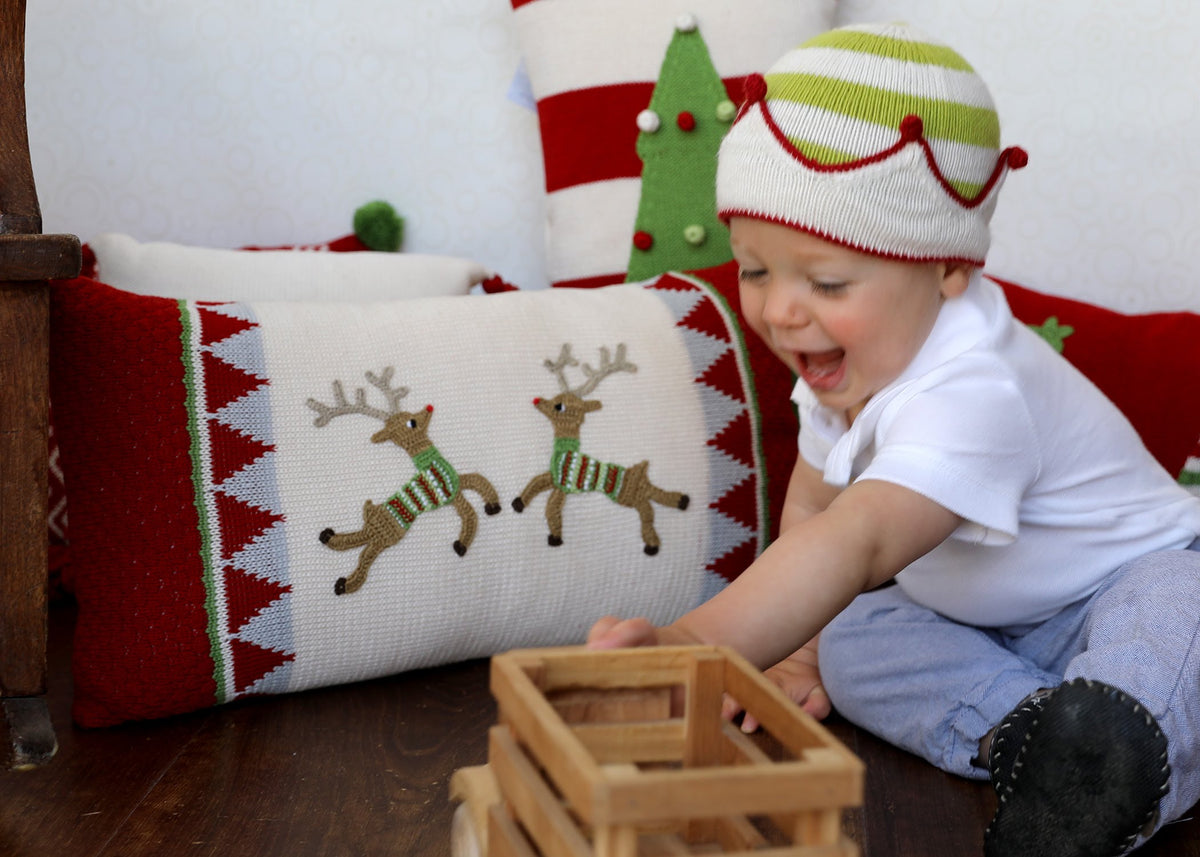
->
[50,263,796,727]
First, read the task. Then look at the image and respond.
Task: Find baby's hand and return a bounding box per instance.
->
[722,645,830,731]
[586,616,661,649]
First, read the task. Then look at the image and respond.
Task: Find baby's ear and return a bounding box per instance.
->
[940,263,974,299]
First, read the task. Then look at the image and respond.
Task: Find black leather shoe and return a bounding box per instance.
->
[984,678,1170,857]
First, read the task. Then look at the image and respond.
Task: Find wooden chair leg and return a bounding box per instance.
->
[0,280,56,770]
[3,698,56,770]
[0,0,83,770]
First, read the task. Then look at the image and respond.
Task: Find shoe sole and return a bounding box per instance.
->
[984,678,1169,857]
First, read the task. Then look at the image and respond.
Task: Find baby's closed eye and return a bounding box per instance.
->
[811,280,848,296]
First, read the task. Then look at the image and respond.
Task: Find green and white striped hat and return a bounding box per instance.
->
[716,22,1027,265]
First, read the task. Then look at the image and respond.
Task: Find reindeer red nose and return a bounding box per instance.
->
[425,404,433,412]
[532,397,542,405]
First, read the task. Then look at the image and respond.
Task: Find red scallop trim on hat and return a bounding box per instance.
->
[751,98,1028,210]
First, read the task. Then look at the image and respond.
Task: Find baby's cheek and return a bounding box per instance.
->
[824,314,869,348]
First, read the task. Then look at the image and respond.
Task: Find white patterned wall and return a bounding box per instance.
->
[24,1,1200,310]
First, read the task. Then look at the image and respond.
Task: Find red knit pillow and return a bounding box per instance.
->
[990,274,1200,485]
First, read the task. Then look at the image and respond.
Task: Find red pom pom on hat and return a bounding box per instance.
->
[1007,147,1029,169]
[742,73,768,104]
[899,114,924,141]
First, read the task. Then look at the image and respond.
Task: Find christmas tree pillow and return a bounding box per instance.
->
[989,274,1200,488]
[510,0,838,288]
[50,261,797,727]
[88,232,492,301]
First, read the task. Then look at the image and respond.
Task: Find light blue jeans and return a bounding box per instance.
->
[819,546,1200,831]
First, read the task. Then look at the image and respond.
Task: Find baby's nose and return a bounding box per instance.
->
[763,288,810,328]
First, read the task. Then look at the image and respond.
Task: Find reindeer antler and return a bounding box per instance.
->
[543,344,580,393]
[544,343,637,397]
[307,367,410,427]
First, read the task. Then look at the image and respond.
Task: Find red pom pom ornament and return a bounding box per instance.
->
[742,73,768,104]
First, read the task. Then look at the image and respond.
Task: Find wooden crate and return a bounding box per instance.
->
[454,645,863,857]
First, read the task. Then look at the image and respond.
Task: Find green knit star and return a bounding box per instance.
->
[1029,316,1074,354]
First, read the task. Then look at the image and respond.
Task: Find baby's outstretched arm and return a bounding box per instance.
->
[588,477,962,673]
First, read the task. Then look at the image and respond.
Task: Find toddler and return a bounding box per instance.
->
[588,22,1200,857]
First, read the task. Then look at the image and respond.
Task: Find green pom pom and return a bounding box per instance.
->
[353,200,405,252]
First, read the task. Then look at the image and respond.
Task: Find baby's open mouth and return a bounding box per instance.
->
[799,348,846,391]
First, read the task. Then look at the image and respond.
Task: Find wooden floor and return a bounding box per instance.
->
[2,604,1198,857]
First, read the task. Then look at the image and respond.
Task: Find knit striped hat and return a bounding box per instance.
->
[715,22,1027,265]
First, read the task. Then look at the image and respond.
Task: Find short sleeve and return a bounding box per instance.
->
[860,367,1040,545]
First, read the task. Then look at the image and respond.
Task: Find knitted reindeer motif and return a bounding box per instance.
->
[308,368,501,595]
[513,344,689,554]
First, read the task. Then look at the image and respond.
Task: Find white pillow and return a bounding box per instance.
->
[88,232,492,301]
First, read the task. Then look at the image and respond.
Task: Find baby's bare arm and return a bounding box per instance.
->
[780,454,840,532]
[597,478,961,671]
[587,457,834,651]
[679,478,960,668]
[746,458,837,718]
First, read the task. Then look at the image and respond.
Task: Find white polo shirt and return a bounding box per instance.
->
[795,274,1200,626]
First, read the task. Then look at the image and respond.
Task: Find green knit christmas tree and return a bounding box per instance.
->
[625,14,736,283]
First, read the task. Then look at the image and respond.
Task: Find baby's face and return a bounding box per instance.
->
[731,217,969,424]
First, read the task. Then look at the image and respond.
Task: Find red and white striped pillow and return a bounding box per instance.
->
[510,0,838,287]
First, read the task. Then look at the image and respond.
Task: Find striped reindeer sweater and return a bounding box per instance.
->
[384,446,461,529]
[551,437,625,500]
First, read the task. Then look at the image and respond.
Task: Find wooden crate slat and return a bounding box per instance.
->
[449,764,500,855]
[501,646,722,691]
[491,654,604,823]
[597,759,862,825]
[720,722,774,765]
[488,803,541,857]
[683,650,726,768]
[714,813,770,851]
[592,822,639,857]
[550,686,672,725]
[571,720,685,764]
[488,726,592,857]
[638,832,693,855]
[793,809,843,848]
[720,649,863,773]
